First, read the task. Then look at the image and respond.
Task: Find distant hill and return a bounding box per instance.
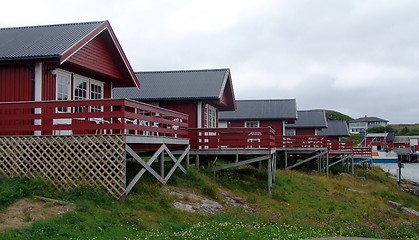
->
[324,110,353,122]
[390,124,419,136]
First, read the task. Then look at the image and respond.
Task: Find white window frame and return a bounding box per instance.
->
[245,121,259,128]
[73,75,104,112]
[284,129,296,136]
[204,104,217,128]
[73,75,89,113]
[55,70,71,113]
[89,79,104,112]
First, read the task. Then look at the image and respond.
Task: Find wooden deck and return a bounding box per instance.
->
[0,99,190,199]
[0,98,189,138]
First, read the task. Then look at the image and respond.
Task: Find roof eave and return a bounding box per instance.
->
[0,55,60,62]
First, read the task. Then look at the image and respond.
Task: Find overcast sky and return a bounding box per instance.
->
[1,0,418,124]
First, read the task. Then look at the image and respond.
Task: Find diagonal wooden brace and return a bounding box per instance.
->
[126,145,165,185]
[164,145,190,183]
[162,144,188,174]
[125,144,166,194]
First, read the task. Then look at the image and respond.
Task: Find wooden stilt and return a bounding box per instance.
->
[160,151,165,178]
[196,155,200,169]
[326,152,329,177]
[268,156,272,197]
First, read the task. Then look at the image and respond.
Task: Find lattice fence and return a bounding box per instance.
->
[0,135,126,199]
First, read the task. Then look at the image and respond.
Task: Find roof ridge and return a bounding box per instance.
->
[297,109,324,112]
[134,68,229,74]
[236,99,296,102]
[0,21,105,31]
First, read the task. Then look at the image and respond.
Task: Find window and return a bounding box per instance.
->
[285,129,296,136]
[56,71,71,112]
[90,81,103,112]
[245,121,259,128]
[204,104,217,128]
[73,76,104,112]
[74,76,88,112]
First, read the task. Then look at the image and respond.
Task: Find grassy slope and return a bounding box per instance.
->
[390,124,419,135]
[325,110,353,122]
[0,167,418,240]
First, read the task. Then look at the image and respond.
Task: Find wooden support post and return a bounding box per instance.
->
[351,155,354,175]
[236,154,239,163]
[160,151,165,178]
[317,156,320,172]
[273,152,276,183]
[196,155,200,169]
[259,160,262,170]
[213,156,218,175]
[186,151,190,170]
[348,156,351,173]
[285,150,288,169]
[326,152,329,177]
[268,156,272,197]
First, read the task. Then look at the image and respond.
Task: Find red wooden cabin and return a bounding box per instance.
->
[215,99,297,149]
[0,21,188,137]
[317,119,350,141]
[317,119,352,151]
[113,69,236,129]
[219,99,297,135]
[284,110,327,136]
[0,21,189,199]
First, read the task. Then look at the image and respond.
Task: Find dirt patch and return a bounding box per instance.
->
[0,197,75,232]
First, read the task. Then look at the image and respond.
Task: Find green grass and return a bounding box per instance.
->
[390,124,419,136]
[1,166,418,240]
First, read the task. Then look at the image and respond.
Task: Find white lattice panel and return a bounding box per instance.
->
[0,135,126,199]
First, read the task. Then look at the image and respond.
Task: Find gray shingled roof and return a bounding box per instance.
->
[113,69,230,100]
[317,120,349,136]
[350,116,388,123]
[0,21,104,61]
[285,110,327,128]
[218,99,297,120]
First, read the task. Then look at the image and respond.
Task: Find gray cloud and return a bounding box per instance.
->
[1,0,418,123]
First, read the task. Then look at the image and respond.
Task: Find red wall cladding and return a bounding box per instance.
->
[0,64,32,135]
[227,120,283,135]
[42,62,60,101]
[66,32,124,80]
[296,128,316,136]
[0,64,32,102]
[158,101,197,128]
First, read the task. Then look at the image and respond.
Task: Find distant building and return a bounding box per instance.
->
[317,119,350,141]
[393,136,419,153]
[284,110,327,136]
[349,115,388,134]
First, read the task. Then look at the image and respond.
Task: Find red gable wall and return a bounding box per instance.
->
[65,31,124,80]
